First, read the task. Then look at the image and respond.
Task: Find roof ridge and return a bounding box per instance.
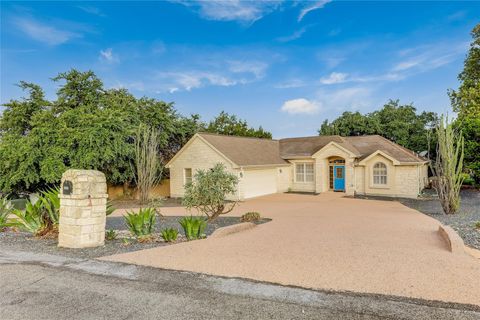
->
[279,134,342,142]
[374,135,423,161]
[197,132,279,142]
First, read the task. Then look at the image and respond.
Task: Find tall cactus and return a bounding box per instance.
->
[430,115,465,214]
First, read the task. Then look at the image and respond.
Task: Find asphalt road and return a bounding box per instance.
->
[0,250,479,320]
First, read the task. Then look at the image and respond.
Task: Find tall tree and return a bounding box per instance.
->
[205,111,272,139]
[0,70,198,194]
[449,23,480,184]
[319,100,437,153]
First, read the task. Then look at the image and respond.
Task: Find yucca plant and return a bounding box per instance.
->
[160,228,178,242]
[0,196,13,231]
[179,216,207,240]
[124,207,156,240]
[11,201,46,235]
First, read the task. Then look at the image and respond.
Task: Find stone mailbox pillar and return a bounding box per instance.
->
[58,169,108,248]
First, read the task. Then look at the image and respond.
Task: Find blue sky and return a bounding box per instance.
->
[1,1,478,138]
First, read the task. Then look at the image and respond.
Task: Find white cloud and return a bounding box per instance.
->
[274,79,306,89]
[281,98,320,114]
[319,72,348,85]
[228,60,267,78]
[173,0,281,24]
[99,48,120,63]
[77,6,105,17]
[392,42,467,73]
[298,0,331,22]
[316,86,374,112]
[158,71,237,92]
[277,26,308,42]
[13,17,81,45]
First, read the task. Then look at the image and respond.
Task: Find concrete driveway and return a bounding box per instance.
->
[102,193,480,306]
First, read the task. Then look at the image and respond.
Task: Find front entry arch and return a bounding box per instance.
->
[328,157,346,192]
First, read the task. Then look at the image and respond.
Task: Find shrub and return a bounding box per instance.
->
[241,212,261,222]
[160,228,178,242]
[474,221,480,230]
[0,196,13,231]
[106,229,118,240]
[124,207,156,240]
[179,216,207,240]
[182,163,239,221]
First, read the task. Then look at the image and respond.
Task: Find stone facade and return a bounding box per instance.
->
[58,170,108,248]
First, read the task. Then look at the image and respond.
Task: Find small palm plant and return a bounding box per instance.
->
[179,216,207,240]
[124,208,156,241]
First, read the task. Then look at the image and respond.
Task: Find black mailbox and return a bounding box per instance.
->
[63,180,73,195]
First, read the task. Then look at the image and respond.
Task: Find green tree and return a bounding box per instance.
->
[319,100,437,153]
[205,111,272,139]
[0,70,197,194]
[449,23,480,184]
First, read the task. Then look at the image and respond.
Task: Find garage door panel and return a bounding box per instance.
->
[243,169,277,199]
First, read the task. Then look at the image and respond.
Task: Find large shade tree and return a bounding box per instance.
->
[204,111,272,139]
[449,23,480,184]
[319,100,438,153]
[0,70,200,194]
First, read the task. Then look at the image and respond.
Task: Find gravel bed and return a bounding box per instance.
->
[357,189,480,250]
[0,216,270,260]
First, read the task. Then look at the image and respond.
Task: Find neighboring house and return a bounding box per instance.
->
[166,133,429,200]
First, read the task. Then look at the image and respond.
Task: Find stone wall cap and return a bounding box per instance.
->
[59,194,109,200]
[62,169,107,181]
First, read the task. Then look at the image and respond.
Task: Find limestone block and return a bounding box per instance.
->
[58,169,107,248]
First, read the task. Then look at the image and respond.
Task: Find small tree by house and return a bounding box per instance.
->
[182,163,239,221]
[133,126,163,203]
[430,116,465,214]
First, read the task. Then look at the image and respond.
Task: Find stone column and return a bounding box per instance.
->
[58,169,108,248]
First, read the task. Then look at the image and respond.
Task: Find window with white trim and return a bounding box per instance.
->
[184,168,192,185]
[373,163,387,185]
[295,163,314,183]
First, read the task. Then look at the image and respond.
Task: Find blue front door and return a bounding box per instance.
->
[333,165,345,191]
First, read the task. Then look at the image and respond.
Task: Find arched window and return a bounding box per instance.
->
[373,162,387,185]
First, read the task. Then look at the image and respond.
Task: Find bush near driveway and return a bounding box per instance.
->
[241,212,261,222]
[182,163,238,222]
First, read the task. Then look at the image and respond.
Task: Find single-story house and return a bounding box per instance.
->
[166,133,429,200]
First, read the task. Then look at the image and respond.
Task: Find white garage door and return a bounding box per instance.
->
[243,168,277,199]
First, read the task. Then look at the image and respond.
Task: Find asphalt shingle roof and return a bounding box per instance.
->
[198,133,425,166]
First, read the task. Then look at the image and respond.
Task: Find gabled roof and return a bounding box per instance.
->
[280,135,360,158]
[198,133,289,167]
[173,133,426,167]
[344,135,426,163]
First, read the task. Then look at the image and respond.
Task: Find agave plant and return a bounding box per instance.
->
[124,207,156,240]
[160,227,178,242]
[0,196,13,231]
[106,201,115,216]
[39,187,60,227]
[11,201,46,235]
[179,216,207,240]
